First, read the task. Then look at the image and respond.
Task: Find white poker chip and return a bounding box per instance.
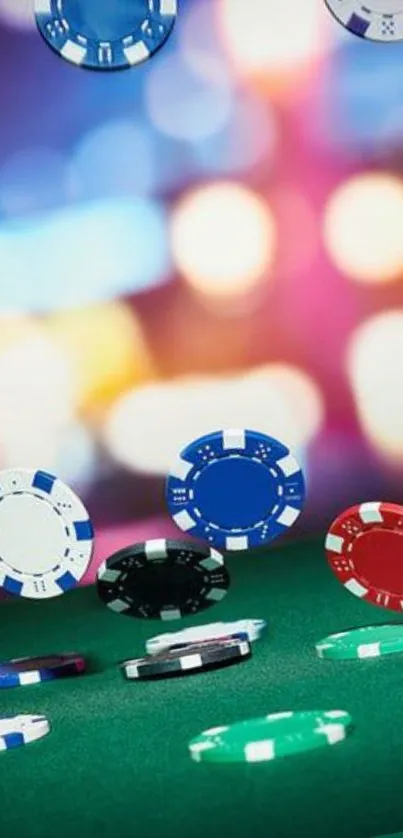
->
[0,714,50,751]
[145,619,267,655]
[0,468,94,599]
[325,1,403,42]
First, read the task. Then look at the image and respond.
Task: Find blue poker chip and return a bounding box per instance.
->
[34,0,178,71]
[165,429,306,551]
[0,654,86,689]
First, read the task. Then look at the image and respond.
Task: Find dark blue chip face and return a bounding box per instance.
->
[34,0,177,71]
[165,429,306,552]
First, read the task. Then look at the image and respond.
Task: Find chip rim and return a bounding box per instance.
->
[325,501,403,612]
[96,538,230,621]
[122,638,251,679]
[0,653,86,688]
[316,624,403,660]
[0,714,50,750]
[0,468,94,600]
[324,0,403,43]
[34,0,178,71]
[145,619,267,655]
[165,428,305,552]
[188,709,353,763]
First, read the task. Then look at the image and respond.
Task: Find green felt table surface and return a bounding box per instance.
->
[0,536,402,838]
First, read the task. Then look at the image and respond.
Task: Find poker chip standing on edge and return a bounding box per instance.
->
[0,654,86,688]
[316,624,403,660]
[0,714,50,751]
[34,0,178,71]
[188,710,353,764]
[96,538,230,620]
[324,1,403,43]
[146,619,267,655]
[0,468,94,599]
[165,429,306,551]
[325,501,403,612]
[122,638,251,679]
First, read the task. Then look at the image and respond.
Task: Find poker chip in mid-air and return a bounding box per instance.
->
[0,714,50,751]
[325,502,403,612]
[0,468,94,600]
[166,429,306,551]
[145,619,267,655]
[324,1,403,42]
[34,0,178,71]
[0,654,86,689]
[188,710,353,764]
[122,638,251,679]
[96,539,230,620]
[316,624,403,660]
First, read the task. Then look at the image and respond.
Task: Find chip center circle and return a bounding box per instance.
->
[0,494,68,575]
[61,0,149,39]
[354,527,403,593]
[131,562,206,605]
[196,457,276,530]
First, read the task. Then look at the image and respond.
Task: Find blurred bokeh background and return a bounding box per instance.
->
[1,0,403,577]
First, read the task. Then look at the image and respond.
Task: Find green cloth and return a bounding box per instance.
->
[0,537,402,838]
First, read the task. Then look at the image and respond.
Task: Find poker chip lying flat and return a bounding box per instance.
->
[0,654,86,688]
[316,625,403,660]
[0,468,94,599]
[166,428,306,551]
[122,638,251,680]
[146,619,267,655]
[96,539,230,620]
[370,834,403,837]
[324,1,403,43]
[35,0,178,71]
[0,714,50,751]
[325,502,403,612]
[189,710,353,764]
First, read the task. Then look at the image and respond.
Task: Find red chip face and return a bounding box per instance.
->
[325,502,403,612]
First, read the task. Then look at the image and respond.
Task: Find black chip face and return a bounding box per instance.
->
[96,539,230,619]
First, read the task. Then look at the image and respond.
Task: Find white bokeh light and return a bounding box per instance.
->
[103,365,324,475]
[348,311,403,459]
[171,182,277,296]
[145,52,233,141]
[324,174,403,283]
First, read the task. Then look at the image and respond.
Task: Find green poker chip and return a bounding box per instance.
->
[188,710,353,764]
[370,834,403,838]
[316,625,403,661]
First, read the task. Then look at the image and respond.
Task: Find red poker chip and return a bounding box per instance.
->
[325,501,403,612]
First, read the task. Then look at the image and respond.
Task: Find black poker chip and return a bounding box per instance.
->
[121,638,252,679]
[96,539,230,620]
